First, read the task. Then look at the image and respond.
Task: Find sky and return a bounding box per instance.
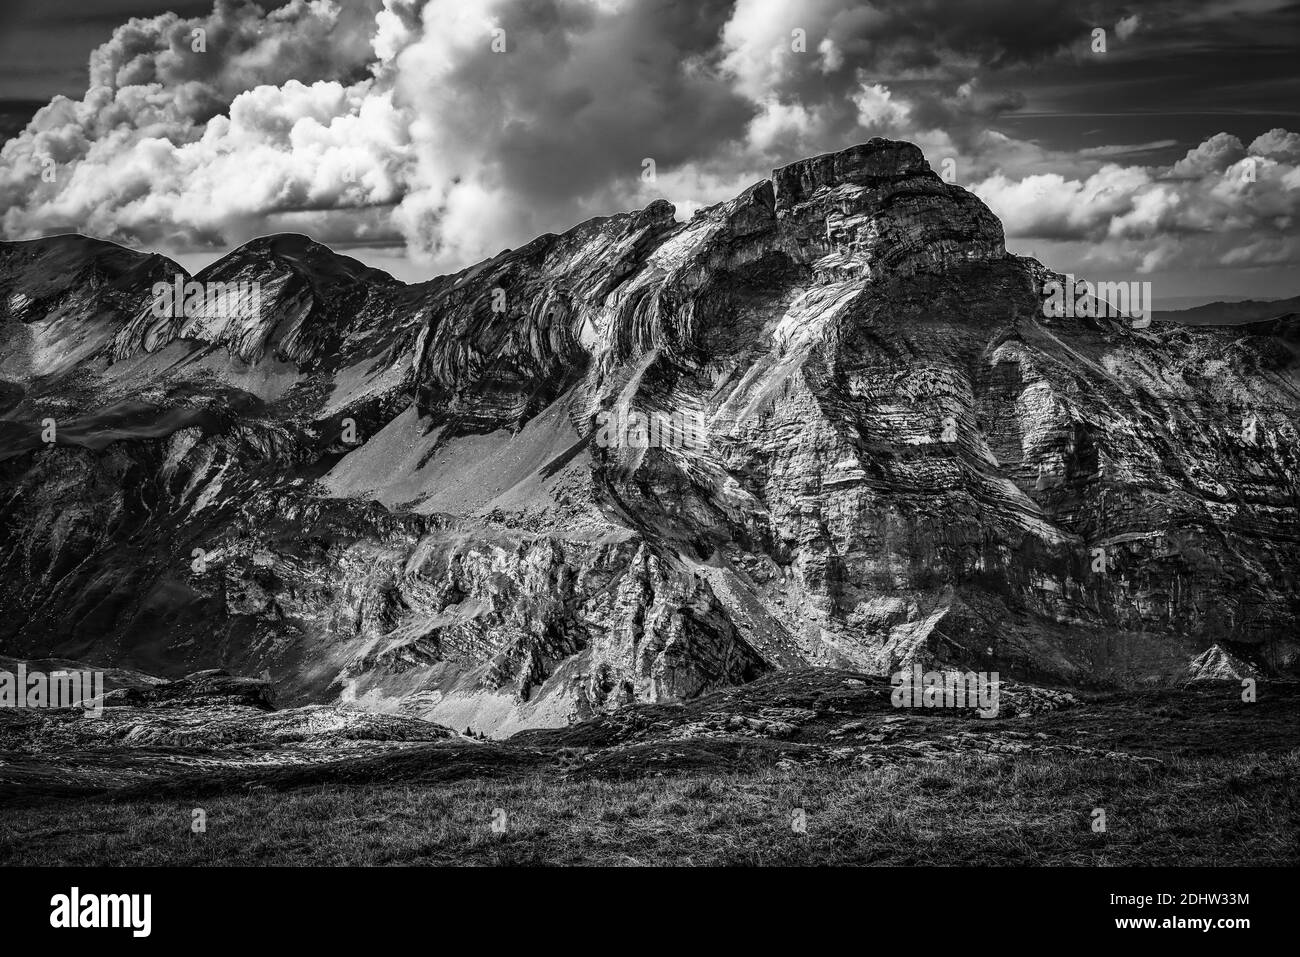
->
[0,0,1297,306]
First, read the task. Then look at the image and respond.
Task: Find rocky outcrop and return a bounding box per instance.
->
[1186,644,1260,682]
[0,668,454,776]
[1,138,1297,733]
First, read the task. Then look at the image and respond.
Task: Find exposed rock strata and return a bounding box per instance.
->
[1,139,1297,732]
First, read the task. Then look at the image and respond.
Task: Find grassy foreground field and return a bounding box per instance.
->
[2,670,1297,866]
[3,749,1296,866]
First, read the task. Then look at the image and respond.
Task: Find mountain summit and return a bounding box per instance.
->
[1,139,1296,733]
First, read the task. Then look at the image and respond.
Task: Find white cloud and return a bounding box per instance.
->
[973,129,1300,270]
[852,82,911,130]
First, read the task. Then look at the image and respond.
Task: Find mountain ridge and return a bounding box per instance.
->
[1,138,1297,735]
[1155,295,1300,326]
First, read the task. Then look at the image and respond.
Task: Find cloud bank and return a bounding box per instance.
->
[1,0,1296,278]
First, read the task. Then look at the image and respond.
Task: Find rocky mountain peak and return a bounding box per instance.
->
[771,137,934,205]
[1,139,1296,736]
[202,232,398,288]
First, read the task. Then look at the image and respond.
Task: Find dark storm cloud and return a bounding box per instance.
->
[985,0,1300,159]
[88,0,380,116]
[828,0,1088,72]
[0,0,247,101]
[399,0,751,200]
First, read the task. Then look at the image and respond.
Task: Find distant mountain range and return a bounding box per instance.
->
[1156,295,1300,326]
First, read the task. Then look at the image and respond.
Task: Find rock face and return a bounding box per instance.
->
[1186,645,1260,682]
[1,138,1297,733]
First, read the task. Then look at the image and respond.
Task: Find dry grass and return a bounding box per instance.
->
[4,748,1296,866]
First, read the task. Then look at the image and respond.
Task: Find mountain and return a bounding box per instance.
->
[0,235,182,396]
[2,138,1297,735]
[1155,295,1300,326]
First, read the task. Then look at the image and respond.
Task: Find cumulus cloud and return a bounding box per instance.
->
[1,0,399,247]
[1249,128,1300,162]
[385,0,755,264]
[973,129,1300,272]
